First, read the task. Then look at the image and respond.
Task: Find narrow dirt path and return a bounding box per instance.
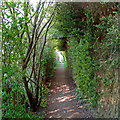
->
[44,63,95,118]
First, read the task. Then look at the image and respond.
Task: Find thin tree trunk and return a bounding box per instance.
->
[22,62,36,111]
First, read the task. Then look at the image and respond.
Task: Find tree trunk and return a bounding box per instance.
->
[23,76,37,111]
[22,62,37,111]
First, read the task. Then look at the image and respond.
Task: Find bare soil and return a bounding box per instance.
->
[41,63,95,118]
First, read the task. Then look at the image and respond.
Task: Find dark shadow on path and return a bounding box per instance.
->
[42,63,94,118]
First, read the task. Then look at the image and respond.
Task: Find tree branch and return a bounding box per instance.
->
[36,10,55,106]
[23,10,55,68]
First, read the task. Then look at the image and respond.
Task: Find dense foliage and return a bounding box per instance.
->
[2,1,56,118]
[54,3,98,107]
[53,3,119,117]
[2,1,119,119]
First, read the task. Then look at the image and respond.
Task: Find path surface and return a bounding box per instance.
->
[44,63,94,118]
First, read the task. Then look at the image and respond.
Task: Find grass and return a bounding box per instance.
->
[57,61,60,67]
[64,62,67,68]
